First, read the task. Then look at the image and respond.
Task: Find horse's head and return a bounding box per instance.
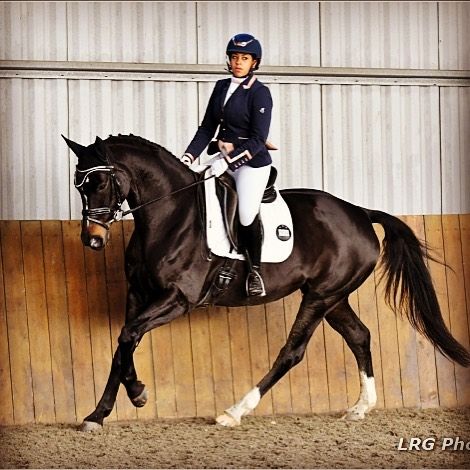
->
[62,135,125,250]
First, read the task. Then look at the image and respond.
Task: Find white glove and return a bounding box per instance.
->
[179,153,194,166]
[210,157,229,177]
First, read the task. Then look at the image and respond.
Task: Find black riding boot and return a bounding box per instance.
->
[239,216,266,297]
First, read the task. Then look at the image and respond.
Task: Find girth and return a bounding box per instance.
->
[215,166,278,251]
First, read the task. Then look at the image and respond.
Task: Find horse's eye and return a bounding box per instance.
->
[97,181,108,191]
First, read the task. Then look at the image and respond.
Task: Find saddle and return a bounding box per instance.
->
[215,167,278,251]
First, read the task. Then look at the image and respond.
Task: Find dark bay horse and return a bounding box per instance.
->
[63,134,470,431]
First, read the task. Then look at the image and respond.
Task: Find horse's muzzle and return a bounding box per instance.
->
[82,223,109,250]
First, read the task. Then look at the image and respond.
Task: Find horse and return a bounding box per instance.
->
[63,134,470,431]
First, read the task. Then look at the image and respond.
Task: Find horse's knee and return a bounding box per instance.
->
[118,327,138,345]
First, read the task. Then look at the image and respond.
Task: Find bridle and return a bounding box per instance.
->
[74,165,125,231]
[75,164,214,232]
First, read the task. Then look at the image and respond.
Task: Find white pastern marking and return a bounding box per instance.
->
[217,387,261,426]
[343,372,377,420]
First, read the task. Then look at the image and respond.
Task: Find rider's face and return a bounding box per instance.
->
[230,53,257,78]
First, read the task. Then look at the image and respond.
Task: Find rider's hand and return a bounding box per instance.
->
[210,157,229,177]
[179,153,194,166]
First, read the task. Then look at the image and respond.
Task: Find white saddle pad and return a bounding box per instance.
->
[204,176,294,263]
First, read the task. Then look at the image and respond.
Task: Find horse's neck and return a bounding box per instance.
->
[114,143,196,227]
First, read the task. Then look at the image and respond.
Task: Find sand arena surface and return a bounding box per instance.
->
[1,408,469,469]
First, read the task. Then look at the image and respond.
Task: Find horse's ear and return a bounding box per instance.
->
[62,135,86,158]
[94,136,108,162]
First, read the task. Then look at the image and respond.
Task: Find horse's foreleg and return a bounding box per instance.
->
[118,288,189,407]
[326,299,377,420]
[216,293,327,427]
[80,346,122,431]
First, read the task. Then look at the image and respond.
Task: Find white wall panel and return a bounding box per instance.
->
[0,78,70,219]
[439,2,470,70]
[321,2,439,69]
[322,85,441,215]
[67,79,199,218]
[0,1,67,60]
[67,1,197,63]
[197,2,320,66]
[269,84,323,190]
[441,87,470,214]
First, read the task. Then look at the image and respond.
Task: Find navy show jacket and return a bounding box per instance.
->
[185,75,273,170]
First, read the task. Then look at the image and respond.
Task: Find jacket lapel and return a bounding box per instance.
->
[222,75,256,109]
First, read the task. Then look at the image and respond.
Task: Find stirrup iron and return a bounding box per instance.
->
[246,268,266,297]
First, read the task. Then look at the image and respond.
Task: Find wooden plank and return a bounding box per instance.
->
[189,307,216,417]
[246,303,274,416]
[62,221,96,421]
[135,332,157,420]
[42,221,76,423]
[228,306,253,410]
[265,299,292,414]
[305,321,330,413]
[105,222,137,422]
[424,215,457,407]
[83,239,116,420]
[151,324,177,418]
[120,220,157,420]
[461,214,470,348]
[323,319,348,412]
[170,313,196,417]
[415,216,439,408]
[208,306,234,416]
[356,266,385,409]
[124,220,171,421]
[394,216,421,408]
[21,221,55,423]
[283,291,312,414]
[344,291,361,409]
[373,223,403,409]
[1,221,34,424]
[442,215,470,405]
[0,222,14,425]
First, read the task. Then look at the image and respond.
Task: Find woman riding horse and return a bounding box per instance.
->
[181,33,273,297]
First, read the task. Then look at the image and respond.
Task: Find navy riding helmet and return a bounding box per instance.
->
[226,33,262,71]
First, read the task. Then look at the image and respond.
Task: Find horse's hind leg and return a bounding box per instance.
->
[216,292,328,427]
[325,298,377,420]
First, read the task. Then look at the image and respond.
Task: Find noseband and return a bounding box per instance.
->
[74,165,124,231]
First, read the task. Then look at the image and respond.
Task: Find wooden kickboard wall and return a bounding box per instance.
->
[0,215,469,425]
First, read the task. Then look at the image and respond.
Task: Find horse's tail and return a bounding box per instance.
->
[366,209,470,367]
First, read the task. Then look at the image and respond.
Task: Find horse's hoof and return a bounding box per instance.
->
[341,407,366,421]
[78,420,103,432]
[216,412,240,427]
[131,388,149,408]
[342,411,365,421]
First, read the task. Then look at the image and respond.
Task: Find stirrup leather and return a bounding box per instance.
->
[246,269,266,297]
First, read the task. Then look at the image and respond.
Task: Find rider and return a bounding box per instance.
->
[180,33,273,297]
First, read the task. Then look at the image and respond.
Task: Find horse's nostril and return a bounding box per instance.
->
[89,236,104,250]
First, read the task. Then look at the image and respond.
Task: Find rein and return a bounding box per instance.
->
[120,173,214,219]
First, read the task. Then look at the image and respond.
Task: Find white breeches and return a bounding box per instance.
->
[229,164,272,226]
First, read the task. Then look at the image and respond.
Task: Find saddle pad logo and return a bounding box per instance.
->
[276,225,292,241]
